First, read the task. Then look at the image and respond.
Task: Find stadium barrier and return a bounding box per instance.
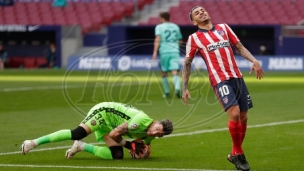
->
[67,55,304,71]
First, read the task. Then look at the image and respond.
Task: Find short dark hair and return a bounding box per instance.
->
[189,6,202,21]
[160,119,173,135]
[160,12,170,21]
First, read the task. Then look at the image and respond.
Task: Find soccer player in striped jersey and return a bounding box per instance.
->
[152,12,183,98]
[182,6,264,171]
[21,102,173,160]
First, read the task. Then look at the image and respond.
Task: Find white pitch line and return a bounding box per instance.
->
[1,119,303,156]
[0,142,104,156]
[1,83,145,92]
[1,85,82,92]
[168,119,304,137]
[0,164,233,171]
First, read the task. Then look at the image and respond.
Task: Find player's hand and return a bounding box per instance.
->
[182,89,191,107]
[131,140,146,154]
[250,60,264,80]
[142,145,151,158]
[152,52,157,60]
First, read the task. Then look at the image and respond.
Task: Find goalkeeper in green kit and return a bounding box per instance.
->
[21,102,173,159]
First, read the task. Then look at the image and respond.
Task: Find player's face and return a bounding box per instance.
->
[147,122,165,137]
[191,7,210,25]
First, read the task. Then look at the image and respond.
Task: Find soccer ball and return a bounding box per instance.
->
[129,139,151,159]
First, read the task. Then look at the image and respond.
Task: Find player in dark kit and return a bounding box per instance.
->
[182,6,264,171]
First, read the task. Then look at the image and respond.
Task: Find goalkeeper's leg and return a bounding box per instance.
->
[21,125,89,154]
[73,142,123,159]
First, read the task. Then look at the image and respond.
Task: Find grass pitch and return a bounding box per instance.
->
[0,69,303,171]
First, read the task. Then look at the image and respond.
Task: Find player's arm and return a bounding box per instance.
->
[152,35,160,60]
[182,57,193,106]
[182,35,197,106]
[234,42,264,79]
[179,39,183,46]
[234,42,257,63]
[109,122,146,151]
[109,122,128,144]
[143,136,155,145]
[182,57,193,91]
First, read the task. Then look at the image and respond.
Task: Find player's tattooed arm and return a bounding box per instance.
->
[109,122,128,143]
[234,42,258,63]
[182,57,193,92]
[234,41,264,79]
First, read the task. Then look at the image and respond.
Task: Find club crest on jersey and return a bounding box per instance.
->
[217,30,225,36]
[91,120,96,126]
[207,40,230,51]
[130,123,139,130]
[222,96,228,104]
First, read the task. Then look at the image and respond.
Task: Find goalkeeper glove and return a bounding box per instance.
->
[124,140,146,154]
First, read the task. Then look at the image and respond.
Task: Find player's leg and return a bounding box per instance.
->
[227,78,251,171]
[214,80,243,155]
[237,78,253,145]
[68,134,123,160]
[226,105,243,155]
[159,54,170,97]
[240,111,248,144]
[22,106,104,154]
[21,124,90,155]
[169,53,181,98]
[0,60,4,69]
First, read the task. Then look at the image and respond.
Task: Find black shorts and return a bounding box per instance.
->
[213,78,253,112]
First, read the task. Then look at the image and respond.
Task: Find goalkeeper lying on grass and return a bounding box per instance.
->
[21,102,173,159]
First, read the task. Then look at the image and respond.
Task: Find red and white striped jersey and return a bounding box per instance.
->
[185,24,243,87]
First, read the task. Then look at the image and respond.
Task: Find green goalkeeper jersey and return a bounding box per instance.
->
[85,102,155,144]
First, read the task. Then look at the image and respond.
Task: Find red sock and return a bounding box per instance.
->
[228,120,243,155]
[240,123,247,145]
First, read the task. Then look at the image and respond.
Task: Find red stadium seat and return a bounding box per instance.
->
[148,17,159,25]
[123,1,135,17]
[23,57,36,69]
[35,57,48,67]
[112,6,125,21]
[7,57,24,68]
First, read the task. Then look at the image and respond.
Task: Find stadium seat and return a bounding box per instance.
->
[142,0,304,26]
[23,57,36,69]
[7,57,24,68]
[148,17,160,25]
[35,57,48,67]
[123,1,135,17]
[0,1,153,33]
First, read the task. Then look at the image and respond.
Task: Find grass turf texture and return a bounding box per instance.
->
[0,69,303,171]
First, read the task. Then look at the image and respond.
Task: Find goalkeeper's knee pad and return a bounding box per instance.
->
[110,146,124,159]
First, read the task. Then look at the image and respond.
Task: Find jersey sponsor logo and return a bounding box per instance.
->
[130,123,139,130]
[207,40,230,51]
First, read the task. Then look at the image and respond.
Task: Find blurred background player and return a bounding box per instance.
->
[0,44,8,70]
[21,102,173,160]
[258,43,271,56]
[152,12,183,98]
[182,6,264,171]
[39,43,57,69]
